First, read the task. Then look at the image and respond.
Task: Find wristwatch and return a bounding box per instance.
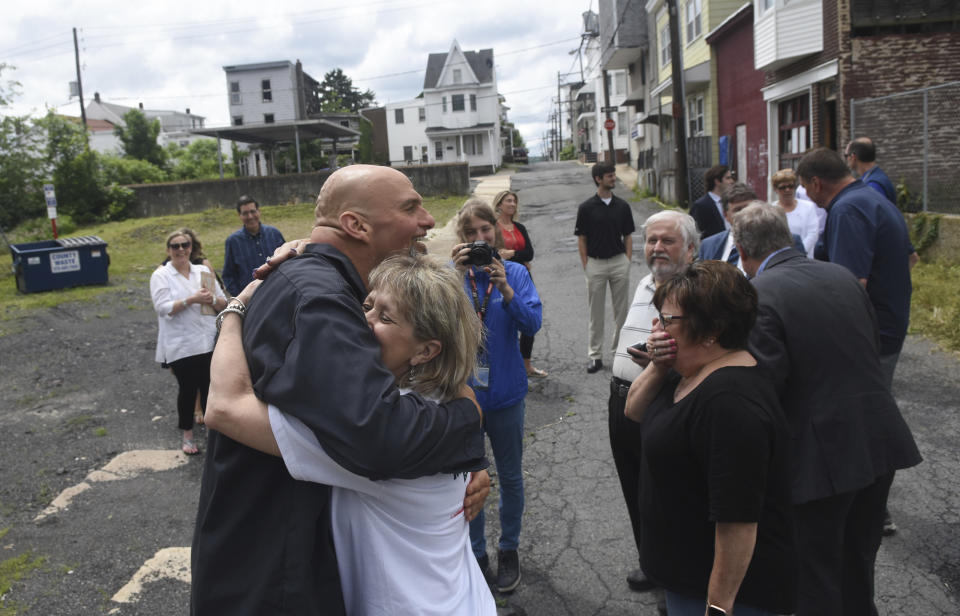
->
[707,605,727,616]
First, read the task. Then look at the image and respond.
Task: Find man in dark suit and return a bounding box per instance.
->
[733,202,921,616]
[688,164,734,238]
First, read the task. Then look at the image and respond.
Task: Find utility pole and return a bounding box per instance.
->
[557,72,563,157]
[666,0,689,206]
[73,27,88,146]
[601,69,616,164]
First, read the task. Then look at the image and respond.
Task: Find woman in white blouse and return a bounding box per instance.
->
[150,228,227,454]
[206,253,496,615]
[771,168,821,258]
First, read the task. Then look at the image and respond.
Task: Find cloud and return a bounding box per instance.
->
[4,0,589,148]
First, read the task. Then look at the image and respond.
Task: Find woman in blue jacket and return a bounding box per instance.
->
[452,199,543,595]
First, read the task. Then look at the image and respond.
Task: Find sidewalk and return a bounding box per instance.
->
[424,168,515,258]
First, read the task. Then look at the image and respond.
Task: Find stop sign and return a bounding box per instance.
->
[604,118,616,131]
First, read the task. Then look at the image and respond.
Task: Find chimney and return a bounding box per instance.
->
[94,92,101,103]
[186,108,190,115]
[138,102,143,110]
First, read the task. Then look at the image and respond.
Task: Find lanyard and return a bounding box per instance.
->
[467,268,494,321]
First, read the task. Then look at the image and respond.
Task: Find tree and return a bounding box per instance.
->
[0,64,47,229]
[114,109,166,167]
[100,153,168,185]
[319,69,376,113]
[166,139,232,180]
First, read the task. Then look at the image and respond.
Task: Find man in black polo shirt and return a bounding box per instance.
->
[574,162,636,373]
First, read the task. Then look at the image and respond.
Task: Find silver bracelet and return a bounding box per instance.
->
[216,304,246,333]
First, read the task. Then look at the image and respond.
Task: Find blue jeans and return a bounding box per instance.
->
[470,399,525,556]
[665,590,778,616]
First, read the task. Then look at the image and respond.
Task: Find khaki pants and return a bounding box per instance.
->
[585,253,631,360]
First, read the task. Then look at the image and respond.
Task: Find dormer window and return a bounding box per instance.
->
[453,69,462,84]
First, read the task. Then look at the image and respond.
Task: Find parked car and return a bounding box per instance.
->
[512,147,529,164]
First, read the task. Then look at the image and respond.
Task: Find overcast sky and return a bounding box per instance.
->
[2,0,597,155]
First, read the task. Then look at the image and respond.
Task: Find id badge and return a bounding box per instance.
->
[474,365,490,390]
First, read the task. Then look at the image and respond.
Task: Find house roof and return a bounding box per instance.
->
[705,2,753,44]
[223,61,292,72]
[424,122,495,135]
[423,48,494,89]
[86,119,115,132]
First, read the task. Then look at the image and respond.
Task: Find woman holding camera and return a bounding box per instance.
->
[453,199,542,594]
[493,190,547,378]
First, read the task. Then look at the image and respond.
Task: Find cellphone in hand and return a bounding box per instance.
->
[628,341,647,353]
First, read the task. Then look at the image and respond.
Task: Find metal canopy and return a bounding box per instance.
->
[190,118,359,145]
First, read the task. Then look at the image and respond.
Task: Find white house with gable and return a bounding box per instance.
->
[386,40,504,173]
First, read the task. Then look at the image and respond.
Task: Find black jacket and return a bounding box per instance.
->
[747,249,921,505]
[689,193,725,238]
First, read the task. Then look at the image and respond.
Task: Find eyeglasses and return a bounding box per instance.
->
[658,312,685,327]
[776,184,796,190]
[168,241,192,251]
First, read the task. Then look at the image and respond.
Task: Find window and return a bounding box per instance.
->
[419,107,426,122]
[452,94,465,112]
[232,116,243,126]
[264,113,275,124]
[403,145,413,162]
[421,145,428,163]
[618,111,628,136]
[442,97,448,113]
[464,135,484,156]
[453,69,462,84]
[261,79,272,103]
[230,81,241,105]
[435,140,444,160]
[179,140,190,147]
[660,24,671,67]
[761,0,774,12]
[687,96,704,136]
[778,94,810,169]
[615,73,626,96]
[395,108,404,124]
[340,120,350,127]
[685,0,702,43]
[470,94,477,111]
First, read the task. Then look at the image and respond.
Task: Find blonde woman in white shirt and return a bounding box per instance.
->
[150,228,227,455]
[206,253,496,615]
[771,168,821,258]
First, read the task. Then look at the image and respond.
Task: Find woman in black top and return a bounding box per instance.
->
[624,261,795,616]
[493,190,546,378]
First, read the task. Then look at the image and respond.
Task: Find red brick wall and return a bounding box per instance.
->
[712,10,770,199]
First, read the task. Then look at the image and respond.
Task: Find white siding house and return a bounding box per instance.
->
[85,92,209,153]
[223,61,302,127]
[386,99,429,164]
[385,40,504,172]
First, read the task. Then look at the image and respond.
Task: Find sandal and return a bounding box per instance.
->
[182,439,200,455]
[526,367,548,378]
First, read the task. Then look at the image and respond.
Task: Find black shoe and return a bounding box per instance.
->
[627,568,657,592]
[882,509,897,536]
[587,359,603,374]
[497,549,521,593]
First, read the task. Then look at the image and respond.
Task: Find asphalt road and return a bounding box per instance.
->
[0,160,957,615]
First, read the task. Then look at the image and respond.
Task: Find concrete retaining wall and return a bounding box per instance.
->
[127,163,469,219]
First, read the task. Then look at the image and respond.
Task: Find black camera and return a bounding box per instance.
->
[463,241,499,266]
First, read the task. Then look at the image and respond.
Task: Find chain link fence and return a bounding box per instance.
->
[850,81,960,214]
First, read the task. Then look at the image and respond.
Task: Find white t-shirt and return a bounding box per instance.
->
[268,400,496,616]
[149,261,225,363]
[774,198,820,258]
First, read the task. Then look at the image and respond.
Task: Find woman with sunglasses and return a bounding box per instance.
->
[771,168,821,258]
[150,228,227,455]
[624,261,795,616]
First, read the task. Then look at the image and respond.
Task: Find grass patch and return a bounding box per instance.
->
[0,196,458,322]
[0,546,46,616]
[909,260,960,353]
[93,427,108,437]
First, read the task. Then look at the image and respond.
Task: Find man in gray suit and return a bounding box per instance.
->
[732,202,921,616]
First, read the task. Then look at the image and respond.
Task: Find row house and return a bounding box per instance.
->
[385,40,505,174]
[593,0,959,210]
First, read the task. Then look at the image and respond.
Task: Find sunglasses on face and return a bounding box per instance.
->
[777,184,796,190]
[169,241,192,251]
